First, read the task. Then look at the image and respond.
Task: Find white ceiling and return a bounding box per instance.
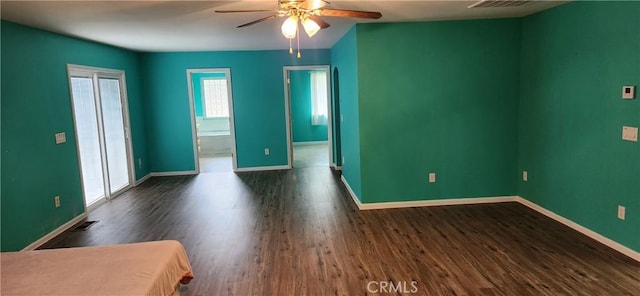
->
[0,1,567,52]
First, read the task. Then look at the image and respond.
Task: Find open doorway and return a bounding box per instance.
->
[284,66,332,168]
[187,68,237,173]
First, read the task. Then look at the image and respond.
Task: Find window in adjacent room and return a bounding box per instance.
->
[310,71,328,125]
[202,78,230,118]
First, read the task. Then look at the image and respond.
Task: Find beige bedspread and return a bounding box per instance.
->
[1,240,194,296]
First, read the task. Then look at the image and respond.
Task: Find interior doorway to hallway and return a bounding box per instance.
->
[284,65,332,169]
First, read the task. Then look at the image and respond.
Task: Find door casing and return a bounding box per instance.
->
[283,65,333,168]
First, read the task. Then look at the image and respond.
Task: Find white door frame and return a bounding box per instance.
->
[66,64,135,211]
[186,68,238,172]
[283,65,333,168]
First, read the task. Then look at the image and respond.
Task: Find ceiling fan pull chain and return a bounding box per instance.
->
[289,38,293,54]
[296,27,301,58]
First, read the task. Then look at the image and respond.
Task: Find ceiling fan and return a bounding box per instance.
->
[215,0,382,57]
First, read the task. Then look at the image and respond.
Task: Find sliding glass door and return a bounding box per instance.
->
[70,77,105,205]
[68,66,132,208]
[98,78,129,193]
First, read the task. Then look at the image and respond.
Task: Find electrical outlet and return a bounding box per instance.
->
[55,132,66,144]
[54,196,60,208]
[618,206,625,220]
[622,126,638,142]
[522,171,528,182]
[341,156,345,164]
[138,158,142,168]
[429,173,436,183]
[264,148,270,156]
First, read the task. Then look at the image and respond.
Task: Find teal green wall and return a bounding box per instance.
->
[290,70,328,142]
[192,72,226,117]
[3,0,637,256]
[519,2,640,252]
[141,50,330,170]
[355,19,521,203]
[1,21,149,251]
[331,27,362,198]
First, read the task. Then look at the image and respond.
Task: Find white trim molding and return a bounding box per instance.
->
[234,165,290,172]
[354,195,518,211]
[134,173,152,186]
[293,141,328,146]
[21,213,88,251]
[341,175,362,208]
[283,65,333,170]
[516,197,640,262]
[150,171,198,177]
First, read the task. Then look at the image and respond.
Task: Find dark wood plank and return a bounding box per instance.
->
[40,167,640,295]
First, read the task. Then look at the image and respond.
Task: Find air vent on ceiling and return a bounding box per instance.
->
[468,0,532,8]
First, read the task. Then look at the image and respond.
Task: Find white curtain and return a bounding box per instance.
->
[310,71,328,125]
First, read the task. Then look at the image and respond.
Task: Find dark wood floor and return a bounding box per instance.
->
[42,167,640,295]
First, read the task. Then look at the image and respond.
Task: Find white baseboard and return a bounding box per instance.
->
[516,197,640,262]
[340,175,362,208]
[21,213,87,251]
[293,141,328,146]
[341,176,517,210]
[150,171,198,177]
[357,196,518,210]
[134,173,151,186]
[234,165,290,172]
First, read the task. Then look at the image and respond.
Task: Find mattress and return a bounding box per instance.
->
[1,240,194,296]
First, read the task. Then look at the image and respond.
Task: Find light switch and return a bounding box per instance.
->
[622,86,635,99]
[428,172,436,183]
[55,132,66,144]
[618,205,625,220]
[622,126,638,142]
[522,171,528,182]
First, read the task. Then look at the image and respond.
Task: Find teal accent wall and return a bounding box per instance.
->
[192,72,226,117]
[519,2,640,252]
[331,26,362,198]
[355,19,521,203]
[290,70,328,142]
[141,50,331,171]
[1,21,149,251]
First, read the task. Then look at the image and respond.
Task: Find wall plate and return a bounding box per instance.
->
[622,126,638,142]
[55,132,66,144]
[622,86,635,99]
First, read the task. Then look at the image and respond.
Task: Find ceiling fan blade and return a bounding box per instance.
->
[308,15,330,29]
[237,15,277,28]
[299,0,329,10]
[319,9,382,19]
[215,10,274,13]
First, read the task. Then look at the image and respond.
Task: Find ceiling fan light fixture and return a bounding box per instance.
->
[302,18,320,38]
[281,15,298,39]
